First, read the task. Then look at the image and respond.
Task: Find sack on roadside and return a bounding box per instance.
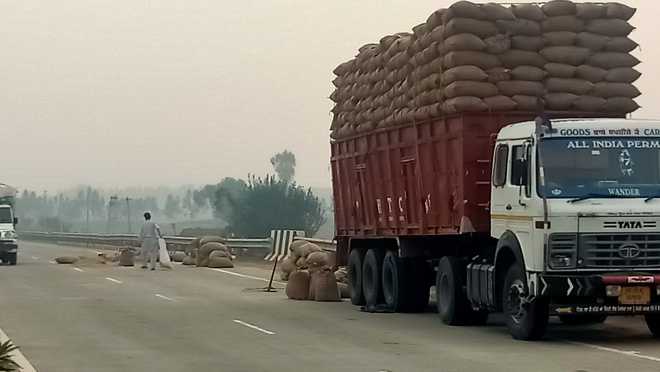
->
[172,251,186,263]
[182,256,196,265]
[313,269,341,302]
[55,256,79,264]
[306,251,331,272]
[200,236,224,246]
[208,256,234,269]
[286,270,310,300]
[119,249,135,266]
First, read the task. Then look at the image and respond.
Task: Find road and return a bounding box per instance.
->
[1,241,660,372]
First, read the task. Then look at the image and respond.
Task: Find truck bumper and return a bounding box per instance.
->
[541,273,660,315]
[0,241,18,254]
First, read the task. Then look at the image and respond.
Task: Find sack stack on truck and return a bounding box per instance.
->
[330,0,639,140]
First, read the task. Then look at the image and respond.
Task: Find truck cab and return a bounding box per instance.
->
[490,118,660,339]
[0,204,18,265]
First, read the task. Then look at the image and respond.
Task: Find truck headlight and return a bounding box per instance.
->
[548,234,578,269]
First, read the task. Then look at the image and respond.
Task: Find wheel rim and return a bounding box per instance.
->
[506,279,527,324]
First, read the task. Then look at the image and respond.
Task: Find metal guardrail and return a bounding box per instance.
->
[19,231,272,255]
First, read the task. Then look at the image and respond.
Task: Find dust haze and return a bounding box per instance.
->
[2,1,658,191]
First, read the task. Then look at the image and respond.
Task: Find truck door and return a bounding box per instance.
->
[491,141,533,244]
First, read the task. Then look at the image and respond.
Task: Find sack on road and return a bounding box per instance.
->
[208,257,234,269]
[313,270,341,302]
[200,236,224,246]
[286,270,311,300]
[306,251,331,272]
[159,238,173,270]
[119,249,135,266]
[182,256,196,265]
[172,252,186,263]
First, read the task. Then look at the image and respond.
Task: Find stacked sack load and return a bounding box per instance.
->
[329,1,639,140]
[283,240,341,301]
[193,236,234,268]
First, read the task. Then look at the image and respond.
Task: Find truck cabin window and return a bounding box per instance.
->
[493,145,508,187]
[0,208,11,224]
[540,137,660,198]
[511,145,531,196]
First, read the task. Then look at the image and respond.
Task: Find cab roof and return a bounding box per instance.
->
[497,118,660,141]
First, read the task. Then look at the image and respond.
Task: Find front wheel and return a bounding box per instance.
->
[645,314,660,338]
[436,257,485,325]
[6,253,16,266]
[502,264,549,340]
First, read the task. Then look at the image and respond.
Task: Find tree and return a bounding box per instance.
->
[270,150,296,183]
[163,194,182,219]
[182,189,197,219]
[212,175,326,238]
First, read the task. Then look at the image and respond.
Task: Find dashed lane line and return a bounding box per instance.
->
[210,268,285,285]
[154,294,175,302]
[105,277,123,284]
[568,341,660,363]
[233,319,276,335]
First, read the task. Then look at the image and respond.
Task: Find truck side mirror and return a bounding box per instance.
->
[13,217,18,226]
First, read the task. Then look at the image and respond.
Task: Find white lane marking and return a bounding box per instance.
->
[211,268,285,285]
[569,341,660,363]
[154,294,175,302]
[73,267,84,272]
[30,256,39,260]
[232,319,276,335]
[105,277,122,284]
[0,327,37,372]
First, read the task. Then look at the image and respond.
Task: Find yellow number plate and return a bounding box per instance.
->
[619,286,651,305]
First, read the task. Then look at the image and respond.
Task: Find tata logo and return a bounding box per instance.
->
[618,243,641,259]
[618,221,643,229]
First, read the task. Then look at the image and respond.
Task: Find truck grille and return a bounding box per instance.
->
[581,234,660,268]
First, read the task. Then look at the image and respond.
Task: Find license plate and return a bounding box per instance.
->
[619,286,651,305]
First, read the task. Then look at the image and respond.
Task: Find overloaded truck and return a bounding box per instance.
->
[329,1,653,340]
[0,183,18,265]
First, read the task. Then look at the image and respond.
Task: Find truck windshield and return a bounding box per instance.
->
[540,137,660,199]
[0,207,11,223]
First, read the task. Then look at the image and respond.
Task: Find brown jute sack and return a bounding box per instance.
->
[591,82,641,98]
[484,95,517,111]
[576,32,608,51]
[500,50,546,68]
[512,95,544,111]
[576,3,606,20]
[313,270,341,302]
[585,19,634,37]
[496,19,542,36]
[510,65,547,81]
[447,1,486,20]
[182,256,196,265]
[430,25,445,42]
[296,256,307,268]
[605,37,638,53]
[442,66,488,85]
[445,81,499,98]
[481,3,515,21]
[190,238,201,250]
[587,53,640,69]
[497,80,545,96]
[119,249,135,267]
[605,67,641,83]
[512,4,545,21]
[487,67,511,82]
[426,9,446,30]
[543,31,577,46]
[444,51,502,70]
[286,270,311,300]
[511,36,545,51]
[540,46,590,66]
[445,18,498,38]
[545,93,578,110]
[55,256,78,264]
[444,33,486,52]
[209,250,229,259]
[306,251,330,272]
[200,236,224,246]
[575,65,607,83]
[172,252,186,263]
[545,63,577,78]
[543,16,584,33]
[605,3,636,21]
[484,34,511,54]
[542,0,577,17]
[208,257,234,269]
[413,22,429,38]
[546,78,593,95]
[443,96,488,113]
[574,96,607,112]
[605,97,639,113]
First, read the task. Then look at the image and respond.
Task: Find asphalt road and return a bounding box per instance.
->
[1,241,660,372]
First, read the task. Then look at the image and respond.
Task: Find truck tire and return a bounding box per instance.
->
[645,314,660,338]
[436,256,475,325]
[502,264,549,340]
[6,253,16,266]
[348,249,366,306]
[382,251,429,312]
[559,314,607,325]
[362,248,385,307]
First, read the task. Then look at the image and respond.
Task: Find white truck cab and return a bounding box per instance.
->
[488,117,660,339]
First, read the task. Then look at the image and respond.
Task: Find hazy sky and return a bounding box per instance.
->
[2,1,656,192]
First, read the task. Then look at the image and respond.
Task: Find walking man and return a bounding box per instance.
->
[139,211,162,271]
